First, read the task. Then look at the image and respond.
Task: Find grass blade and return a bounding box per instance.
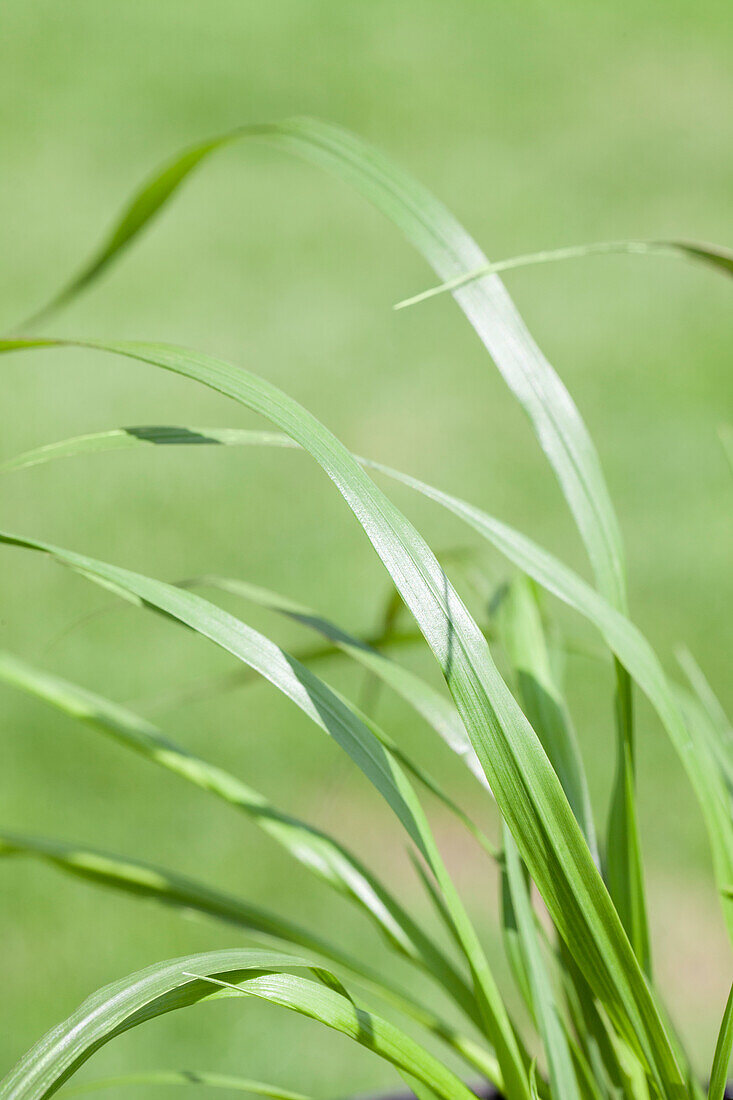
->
[15,117,626,604]
[0,950,479,1100]
[360,454,733,945]
[394,239,733,310]
[0,427,292,474]
[496,576,597,861]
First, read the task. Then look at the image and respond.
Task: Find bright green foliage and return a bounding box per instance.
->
[0,121,730,1100]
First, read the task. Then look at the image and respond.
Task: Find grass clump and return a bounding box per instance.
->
[0,120,731,1100]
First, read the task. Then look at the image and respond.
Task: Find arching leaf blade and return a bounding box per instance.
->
[0,950,479,1100]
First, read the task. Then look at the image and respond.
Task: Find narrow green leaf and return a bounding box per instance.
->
[606,666,650,975]
[0,950,479,1100]
[0,427,292,474]
[360,453,733,947]
[499,855,534,1016]
[0,338,683,1097]
[708,983,733,1100]
[496,576,597,861]
[394,239,733,310]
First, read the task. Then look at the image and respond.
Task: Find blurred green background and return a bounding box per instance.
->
[1,0,731,1093]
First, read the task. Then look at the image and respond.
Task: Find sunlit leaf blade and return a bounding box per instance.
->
[14,116,685,975]
[121,117,649,970]
[707,982,733,1100]
[0,339,683,1097]
[0,576,522,1092]
[346,696,498,859]
[18,137,239,330]
[0,832,500,1084]
[496,576,597,861]
[394,239,733,310]
[0,950,479,1100]
[558,947,636,1100]
[0,830,370,961]
[499,858,533,1017]
[0,650,475,1022]
[504,830,582,1100]
[62,1071,313,1100]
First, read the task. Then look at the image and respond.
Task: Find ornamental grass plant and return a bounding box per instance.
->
[0,121,731,1100]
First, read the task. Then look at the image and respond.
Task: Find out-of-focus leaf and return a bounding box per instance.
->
[394,239,733,310]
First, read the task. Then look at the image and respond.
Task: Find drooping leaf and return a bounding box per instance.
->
[0,571,522,1093]
[0,949,479,1100]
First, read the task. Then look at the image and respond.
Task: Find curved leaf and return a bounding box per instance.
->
[394,239,733,310]
[0,949,478,1100]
